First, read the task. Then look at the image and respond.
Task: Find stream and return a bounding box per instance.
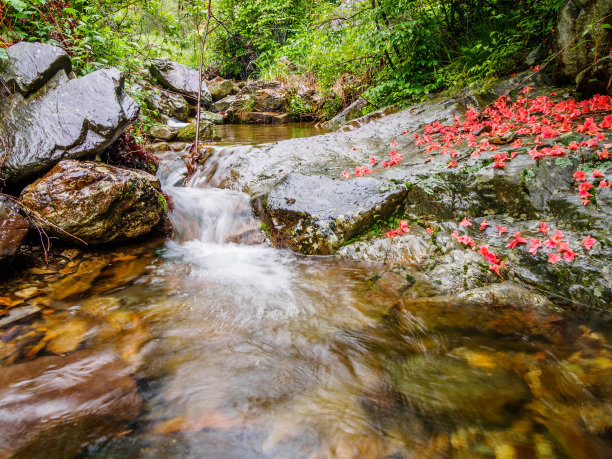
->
[2,124,612,458]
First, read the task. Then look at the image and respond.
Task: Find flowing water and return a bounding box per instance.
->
[2,124,612,458]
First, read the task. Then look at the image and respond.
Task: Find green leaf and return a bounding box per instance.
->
[7,0,29,12]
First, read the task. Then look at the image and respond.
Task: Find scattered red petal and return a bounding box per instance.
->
[548,252,561,264]
[583,236,597,251]
[460,217,472,227]
[573,170,587,182]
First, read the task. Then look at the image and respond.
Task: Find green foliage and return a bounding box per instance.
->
[288,95,309,116]
[246,0,564,109]
[0,0,567,121]
[208,0,312,78]
[0,0,182,75]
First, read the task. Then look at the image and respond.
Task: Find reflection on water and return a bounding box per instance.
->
[214,123,328,145]
[1,124,612,458]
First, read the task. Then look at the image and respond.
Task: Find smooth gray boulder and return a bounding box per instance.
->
[149,58,212,106]
[0,42,71,96]
[0,43,138,185]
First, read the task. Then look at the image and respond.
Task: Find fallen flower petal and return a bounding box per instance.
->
[506,231,527,248]
[397,220,410,233]
[557,242,570,253]
[544,238,557,248]
[573,170,587,182]
[528,238,542,255]
[563,249,577,262]
[538,221,551,235]
[548,252,561,264]
[551,230,564,242]
[583,236,597,250]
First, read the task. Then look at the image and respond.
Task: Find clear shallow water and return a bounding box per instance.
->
[214,123,328,145]
[2,124,612,458]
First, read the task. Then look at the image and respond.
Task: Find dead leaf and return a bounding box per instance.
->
[0,297,24,308]
[14,287,40,300]
[151,411,245,434]
[61,249,80,259]
[29,268,57,275]
[112,254,138,262]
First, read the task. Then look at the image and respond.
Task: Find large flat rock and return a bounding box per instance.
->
[252,173,408,254]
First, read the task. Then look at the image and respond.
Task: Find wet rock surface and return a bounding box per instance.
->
[253,173,408,254]
[175,120,216,142]
[0,350,141,459]
[0,50,138,185]
[194,79,612,308]
[144,87,191,121]
[337,226,434,266]
[327,97,368,131]
[149,58,212,106]
[149,124,178,141]
[208,79,233,101]
[0,199,28,270]
[0,42,71,96]
[553,0,612,81]
[20,160,165,244]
